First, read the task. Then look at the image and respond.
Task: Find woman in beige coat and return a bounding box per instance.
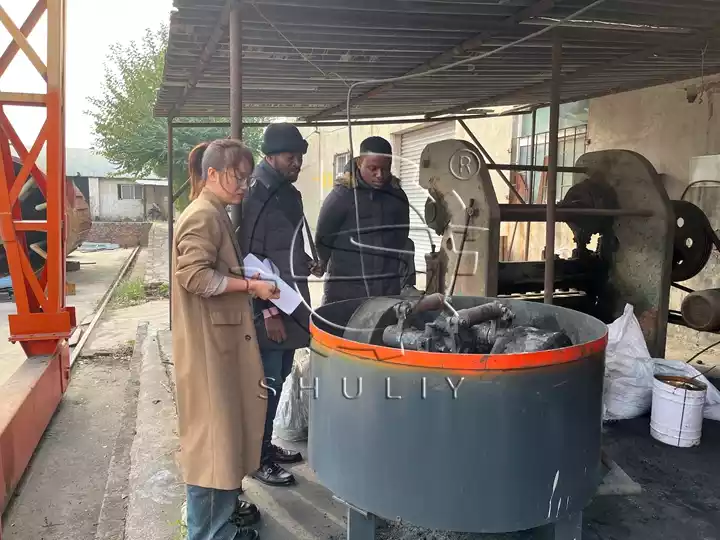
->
[172,139,279,540]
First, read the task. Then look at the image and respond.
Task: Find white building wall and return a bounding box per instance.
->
[587,75,720,198]
[97,179,144,221]
[587,76,720,350]
[88,177,101,219]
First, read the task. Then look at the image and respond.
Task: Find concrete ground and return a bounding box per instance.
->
[2,345,135,540]
[1,227,172,540]
[0,247,134,387]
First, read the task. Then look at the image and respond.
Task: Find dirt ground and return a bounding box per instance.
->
[0,248,135,387]
[1,237,171,540]
[2,346,136,540]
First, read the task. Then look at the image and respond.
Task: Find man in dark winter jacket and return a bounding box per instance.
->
[315,136,415,304]
[240,123,321,487]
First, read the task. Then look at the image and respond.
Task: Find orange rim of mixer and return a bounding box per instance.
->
[309,320,608,371]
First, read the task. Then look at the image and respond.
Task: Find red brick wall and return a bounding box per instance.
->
[86,222,152,247]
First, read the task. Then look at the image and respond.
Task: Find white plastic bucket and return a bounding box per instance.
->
[650,375,706,448]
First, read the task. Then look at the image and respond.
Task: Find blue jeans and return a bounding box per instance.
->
[260,348,295,461]
[186,485,241,540]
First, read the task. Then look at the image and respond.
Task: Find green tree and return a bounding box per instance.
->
[86,25,265,211]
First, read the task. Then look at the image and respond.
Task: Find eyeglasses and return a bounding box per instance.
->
[224,169,250,188]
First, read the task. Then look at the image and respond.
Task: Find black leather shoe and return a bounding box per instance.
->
[231,500,260,527]
[269,444,303,464]
[235,527,260,540]
[251,462,296,486]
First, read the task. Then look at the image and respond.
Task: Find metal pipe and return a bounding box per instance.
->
[71,247,141,367]
[500,205,653,221]
[544,33,562,304]
[166,109,538,130]
[457,119,525,205]
[229,1,243,231]
[168,119,174,328]
[681,289,720,332]
[487,163,587,173]
[173,179,190,202]
[525,108,537,261]
[457,117,524,262]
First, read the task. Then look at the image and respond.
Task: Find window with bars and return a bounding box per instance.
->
[511,101,589,203]
[333,152,350,180]
[117,183,144,200]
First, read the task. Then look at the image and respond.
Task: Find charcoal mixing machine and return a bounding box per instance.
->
[309,294,608,540]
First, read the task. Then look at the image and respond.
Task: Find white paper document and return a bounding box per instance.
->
[242,254,303,315]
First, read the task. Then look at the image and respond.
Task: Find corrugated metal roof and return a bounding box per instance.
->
[154,0,720,120]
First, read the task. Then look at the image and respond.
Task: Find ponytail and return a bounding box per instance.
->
[188,142,209,200]
[187,139,255,201]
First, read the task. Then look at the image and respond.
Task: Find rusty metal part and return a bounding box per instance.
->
[422,141,674,357]
[558,173,620,255]
[498,257,607,296]
[487,163,588,174]
[457,300,512,327]
[408,292,446,315]
[500,204,652,221]
[425,189,450,237]
[343,297,406,346]
[375,298,516,354]
[424,250,443,295]
[0,160,91,277]
[573,151,674,358]
[66,180,92,252]
[681,289,720,332]
[671,200,714,282]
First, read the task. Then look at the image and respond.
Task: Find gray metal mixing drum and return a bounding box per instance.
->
[308,296,607,540]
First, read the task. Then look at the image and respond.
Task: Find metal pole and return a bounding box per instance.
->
[544,33,562,304]
[486,164,586,173]
[168,119,174,328]
[229,0,243,230]
[458,119,525,204]
[525,108,537,261]
[173,179,190,202]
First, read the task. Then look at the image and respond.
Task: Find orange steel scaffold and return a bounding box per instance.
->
[0,0,72,533]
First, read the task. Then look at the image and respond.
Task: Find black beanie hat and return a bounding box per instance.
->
[261,123,308,156]
[359,136,392,156]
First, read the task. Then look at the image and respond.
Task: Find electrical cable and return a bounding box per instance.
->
[680,180,720,201]
[345,0,612,142]
[687,339,720,364]
[250,1,350,88]
[672,282,695,294]
[342,0,610,294]
[448,200,475,296]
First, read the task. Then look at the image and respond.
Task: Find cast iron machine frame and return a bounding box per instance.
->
[421,139,675,358]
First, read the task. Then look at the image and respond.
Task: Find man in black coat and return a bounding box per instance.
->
[240,123,321,487]
[315,136,415,305]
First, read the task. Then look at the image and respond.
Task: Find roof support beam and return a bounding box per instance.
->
[167,0,236,118]
[303,0,557,122]
[544,32,562,305]
[426,26,720,118]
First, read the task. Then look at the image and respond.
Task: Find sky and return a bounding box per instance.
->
[2,0,173,151]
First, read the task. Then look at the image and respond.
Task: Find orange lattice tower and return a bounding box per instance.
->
[0,0,73,527]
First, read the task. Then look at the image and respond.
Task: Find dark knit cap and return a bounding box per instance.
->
[359,136,392,156]
[261,123,308,156]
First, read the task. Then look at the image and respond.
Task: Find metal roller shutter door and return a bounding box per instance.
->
[399,122,455,272]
